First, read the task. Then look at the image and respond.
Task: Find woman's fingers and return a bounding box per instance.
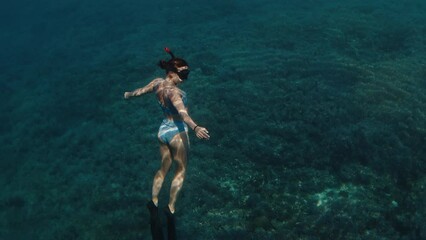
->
[124,92,132,99]
[196,127,210,140]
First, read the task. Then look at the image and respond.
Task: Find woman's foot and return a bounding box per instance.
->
[164,206,176,240]
[147,200,164,240]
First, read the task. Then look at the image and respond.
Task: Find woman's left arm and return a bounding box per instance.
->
[124,78,162,99]
[170,90,210,140]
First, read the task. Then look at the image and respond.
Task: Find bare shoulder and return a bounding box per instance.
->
[151,78,164,85]
[149,78,164,90]
[152,77,164,82]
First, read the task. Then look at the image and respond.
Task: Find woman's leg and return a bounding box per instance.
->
[152,142,173,206]
[167,131,189,213]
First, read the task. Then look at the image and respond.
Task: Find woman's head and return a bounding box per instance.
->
[158,48,190,80]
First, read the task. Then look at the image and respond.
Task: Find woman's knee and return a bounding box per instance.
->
[175,164,186,175]
[155,170,166,180]
[172,171,185,188]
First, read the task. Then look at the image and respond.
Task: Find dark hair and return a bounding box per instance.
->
[158,48,189,74]
[158,58,188,73]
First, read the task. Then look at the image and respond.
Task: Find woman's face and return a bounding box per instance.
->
[170,65,189,85]
[175,66,190,80]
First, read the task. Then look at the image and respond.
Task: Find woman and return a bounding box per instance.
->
[124,48,210,239]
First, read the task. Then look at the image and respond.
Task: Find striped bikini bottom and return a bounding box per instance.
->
[157,119,188,145]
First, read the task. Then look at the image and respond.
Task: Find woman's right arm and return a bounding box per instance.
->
[124,78,162,99]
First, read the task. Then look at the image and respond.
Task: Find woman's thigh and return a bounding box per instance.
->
[169,131,189,168]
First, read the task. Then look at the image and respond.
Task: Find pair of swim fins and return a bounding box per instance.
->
[147,200,176,240]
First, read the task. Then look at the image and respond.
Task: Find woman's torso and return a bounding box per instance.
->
[154,79,187,121]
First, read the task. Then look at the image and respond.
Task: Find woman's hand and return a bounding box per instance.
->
[195,126,210,140]
[124,92,133,99]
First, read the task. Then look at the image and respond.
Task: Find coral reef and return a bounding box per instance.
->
[1,0,425,239]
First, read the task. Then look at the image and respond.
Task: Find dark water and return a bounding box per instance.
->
[1,0,426,239]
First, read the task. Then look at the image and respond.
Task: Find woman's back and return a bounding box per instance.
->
[154,79,187,117]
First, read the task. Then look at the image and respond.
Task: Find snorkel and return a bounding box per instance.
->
[159,47,190,80]
[164,47,175,59]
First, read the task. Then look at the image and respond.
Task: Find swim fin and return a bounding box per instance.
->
[164,206,176,240]
[147,200,164,240]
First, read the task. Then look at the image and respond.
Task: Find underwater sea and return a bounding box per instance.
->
[1,0,426,239]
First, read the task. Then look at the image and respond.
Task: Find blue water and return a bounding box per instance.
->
[1,0,426,239]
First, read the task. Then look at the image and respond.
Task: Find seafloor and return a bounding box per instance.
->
[1,0,425,239]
